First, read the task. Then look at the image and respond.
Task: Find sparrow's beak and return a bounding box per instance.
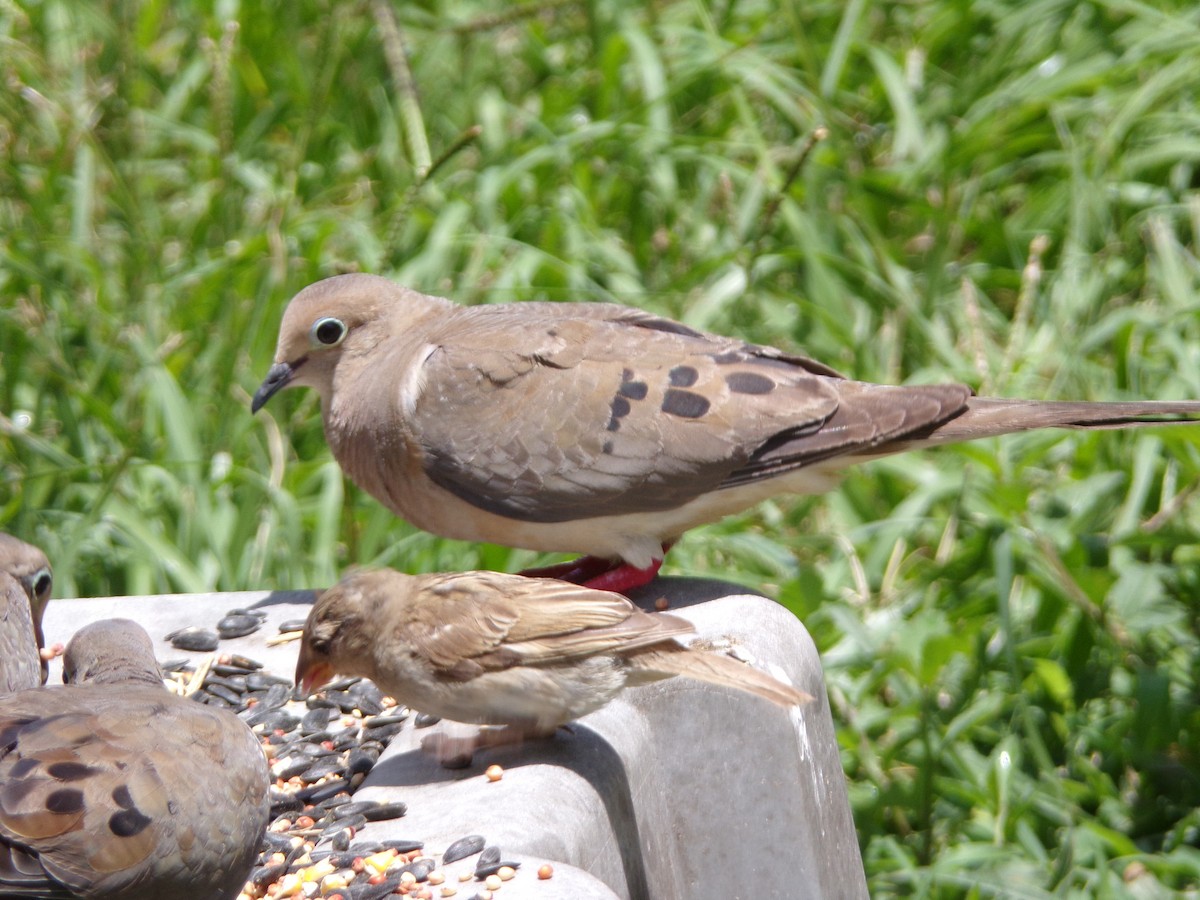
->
[252,361,298,413]
[295,656,335,696]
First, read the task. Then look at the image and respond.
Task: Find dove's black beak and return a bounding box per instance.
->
[252,361,298,413]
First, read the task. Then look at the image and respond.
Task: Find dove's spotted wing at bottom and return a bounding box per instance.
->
[0,621,269,900]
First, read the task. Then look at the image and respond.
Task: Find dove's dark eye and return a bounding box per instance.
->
[32,569,52,600]
[311,317,347,347]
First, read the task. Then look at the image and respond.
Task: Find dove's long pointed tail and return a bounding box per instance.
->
[628,646,811,708]
[910,398,1200,447]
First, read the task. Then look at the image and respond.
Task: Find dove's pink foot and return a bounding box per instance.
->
[39,642,65,662]
[519,544,671,595]
[519,555,619,584]
[580,557,664,593]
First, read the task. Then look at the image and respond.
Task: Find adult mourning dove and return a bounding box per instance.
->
[296,568,809,762]
[0,533,54,687]
[0,619,269,900]
[254,274,1200,592]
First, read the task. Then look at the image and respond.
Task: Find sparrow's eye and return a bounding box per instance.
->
[309,635,331,654]
[310,317,347,347]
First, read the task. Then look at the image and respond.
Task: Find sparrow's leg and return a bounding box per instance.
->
[421,723,558,768]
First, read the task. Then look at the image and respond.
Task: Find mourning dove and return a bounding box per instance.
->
[0,533,54,688]
[0,619,269,899]
[296,568,809,761]
[254,274,1200,591]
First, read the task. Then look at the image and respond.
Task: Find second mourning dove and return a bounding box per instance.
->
[254,274,1200,592]
[0,619,269,900]
[296,568,810,761]
[0,533,54,689]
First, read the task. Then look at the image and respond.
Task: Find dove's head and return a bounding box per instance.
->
[0,533,54,677]
[252,273,451,413]
[296,569,397,695]
[63,618,164,687]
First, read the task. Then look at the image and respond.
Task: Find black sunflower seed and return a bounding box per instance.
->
[301,707,335,733]
[346,747,379,777]
[217,614,261,639]
[443,834,485,864]
[166,627,220,652]
[475,860,521,879]
[301,756,346,783]
[362,801,407,822]
[297,777,351,804]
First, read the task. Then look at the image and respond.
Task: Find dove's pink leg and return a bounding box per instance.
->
[519,555,618,583]
[581,557,665,593]
[519,543,672,594]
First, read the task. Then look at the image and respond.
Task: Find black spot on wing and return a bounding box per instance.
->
[112,784,135,809]
[725,372,775,395]
[45,788,84,815]
[668,366,698,387]
[711,351,744,365]
[617,380,648,400]
[602,440,614,454]
[662,389,710,418]
[109,784,152,837]
[608,395,632,432]
[47,761,97,782]
[110,807,153,837]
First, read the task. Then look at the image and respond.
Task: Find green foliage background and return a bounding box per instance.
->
[3,0,1199,894]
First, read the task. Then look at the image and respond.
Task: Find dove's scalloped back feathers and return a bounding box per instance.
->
[408,304,884,522]
[0,622,269,900]
[0,574,41,694]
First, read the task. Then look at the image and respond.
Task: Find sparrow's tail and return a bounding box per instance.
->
[627,646,811,708]
[914,397,1200,447]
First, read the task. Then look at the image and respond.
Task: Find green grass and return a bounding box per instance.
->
[3,0,1200,894]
